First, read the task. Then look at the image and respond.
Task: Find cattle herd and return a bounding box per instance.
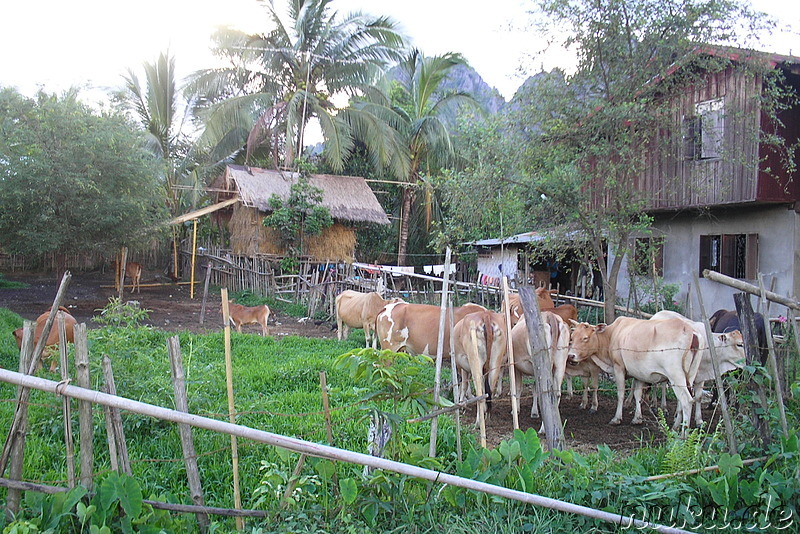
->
[336,288,753,437]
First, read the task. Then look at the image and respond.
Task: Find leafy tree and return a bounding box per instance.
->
[0,88,168,263]
[263,160,333,263]
[187,0,405,171]
[512,0,777,320]
[113,51,200,216]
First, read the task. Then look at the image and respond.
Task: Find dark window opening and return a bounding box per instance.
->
[699,233,758,279]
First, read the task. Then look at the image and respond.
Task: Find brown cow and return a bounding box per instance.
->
[567,317,701,433]
[113,260,143,293]
[13,307,76,372]
[335,290,402,348]
[503,288,578,326]
[452,310,508,404]
[376,302,486,357]
[224,300,270,336]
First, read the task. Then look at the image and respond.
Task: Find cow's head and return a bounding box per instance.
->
[714,329,746,372]
[567,321,605,365]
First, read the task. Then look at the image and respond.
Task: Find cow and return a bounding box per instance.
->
[511,312,601,418]
[224,300,270,336]
[376,302,486,357]
[13,307,77,372]
[709,309,767,364]
[114,261,143,293]
[567,316,702,432]
[503,288,578,326]
[452,310,508,406]
[335,290,401,347]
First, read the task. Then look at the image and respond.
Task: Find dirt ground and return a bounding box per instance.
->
[2,271,720,452]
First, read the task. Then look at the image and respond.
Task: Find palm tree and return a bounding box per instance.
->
[114,51,195,216]
[187,0,405,171]
[351,50,480,265]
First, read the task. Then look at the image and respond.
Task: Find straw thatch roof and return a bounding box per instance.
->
[223,165,389,225]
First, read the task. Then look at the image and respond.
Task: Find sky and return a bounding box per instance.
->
[1,0,798,106]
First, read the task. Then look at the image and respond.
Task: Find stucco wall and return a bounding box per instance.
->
[612,205,799,320]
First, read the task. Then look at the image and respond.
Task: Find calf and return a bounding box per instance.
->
[503,288,578,326]
[335,290,401,347]
[13,307,77,372]
[224,300,270,336]
[452,310,508,405]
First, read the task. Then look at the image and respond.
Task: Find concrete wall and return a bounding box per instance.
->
[612,205,799,320]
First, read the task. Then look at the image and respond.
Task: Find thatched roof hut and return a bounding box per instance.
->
[215,165,389,260]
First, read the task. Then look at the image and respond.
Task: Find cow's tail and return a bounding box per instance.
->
[483,312,494,410]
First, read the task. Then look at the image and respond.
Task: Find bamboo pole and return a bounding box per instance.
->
[168,337,210,533]
[448,304,463,462]
[190,220,198,299]
[200,262,213,325]
[101,356,131,474]
[220,289,243,530]
[0,369,694,534]
[430,247,454,456]
[502,276,520,430]
[74,324,94,490]
[172,225,179,281]
[703,269,800,310]
[758,275,789,438]
[692,275,737,455]
[5,323,33,519]
[59,316,76,488]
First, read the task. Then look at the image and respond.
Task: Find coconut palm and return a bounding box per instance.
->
[351,49,480,265]
[186,0,405,171]
[114,51,195,215]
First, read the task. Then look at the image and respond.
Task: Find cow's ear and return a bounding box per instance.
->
[596,323,607,333]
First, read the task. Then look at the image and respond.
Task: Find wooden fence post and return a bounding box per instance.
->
[101,356,131,475]
[448,304,463,462]
[502,277,520,430]
[5,322,34,519]
[221,289,244,530]
[691,275,737,455]
[430,247,455,455]
[59,315,76,488]
[168,336,210,533]
[74,324,94,490]
[519,287,564,451]
[758,275,789,438]
[199,262,213,325]
[118,247,128,300]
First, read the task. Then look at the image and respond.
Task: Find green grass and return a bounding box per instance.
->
[0,273,28,289]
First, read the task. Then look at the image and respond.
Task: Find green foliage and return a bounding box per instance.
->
[0,87,168,257]
[263,166,333,259]
[0,274,27,289]
[92,297,152,328]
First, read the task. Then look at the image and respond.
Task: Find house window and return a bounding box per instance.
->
[683,97,724,160]
[699,233,758,279]
[631,237,664,277]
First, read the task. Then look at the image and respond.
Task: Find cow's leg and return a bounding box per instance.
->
[467,329,487,430]
[631,380,645,424]
[610,367,626,425]
[336,313,345,341]
[578,376,589,409]
[693,380,705,427]
[588,371,599,413]
[363,323,372,348]
[670,381,693,437]
[566,378,575,399]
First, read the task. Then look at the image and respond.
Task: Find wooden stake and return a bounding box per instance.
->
[758,275,789,438]
[221,289,243,530]
[101,356,131,475]
[502,277,520,430]
[74,324,94,490]
[5,323,33,519]
[692,275,737,455]
[59,316,76,488]
[167,337,210,533]
[448,304,462,462]
[118,247,128,301]
[430,247,454,455]
[519,287,564,451]
[190,220,198,299]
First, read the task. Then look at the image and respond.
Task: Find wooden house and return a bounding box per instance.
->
[212,165,389,261]
[612,47,800,314]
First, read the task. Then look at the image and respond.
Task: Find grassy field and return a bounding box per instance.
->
[1,301,798,533]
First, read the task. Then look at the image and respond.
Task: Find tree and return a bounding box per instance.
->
[0,88,168,262]
[351,50,480,265]
[187,0,405,171]
[113,51,200,216]
[515,0,776,320]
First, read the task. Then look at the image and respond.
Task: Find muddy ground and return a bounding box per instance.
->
[1,271,723,452]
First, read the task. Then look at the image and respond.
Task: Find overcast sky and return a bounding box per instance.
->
[1,0,797,105]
